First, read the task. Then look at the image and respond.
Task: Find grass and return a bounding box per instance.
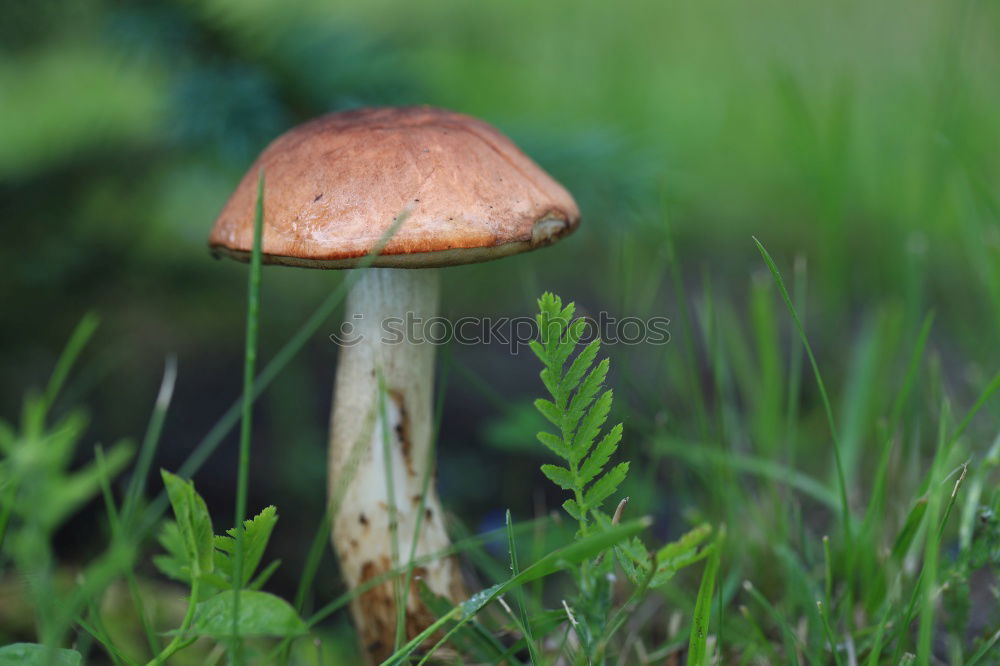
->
[1,2,999,663]
[2,220,997,663]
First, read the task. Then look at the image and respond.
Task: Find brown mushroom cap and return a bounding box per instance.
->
[208,106,580,268]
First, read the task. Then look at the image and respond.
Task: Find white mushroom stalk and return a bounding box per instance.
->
[328,267,462,660]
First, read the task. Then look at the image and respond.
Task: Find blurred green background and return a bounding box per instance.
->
[2,0,999,645]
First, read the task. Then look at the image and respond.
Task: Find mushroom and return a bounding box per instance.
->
[208,106,580,661]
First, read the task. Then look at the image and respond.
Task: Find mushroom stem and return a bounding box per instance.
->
[328,267,463,662]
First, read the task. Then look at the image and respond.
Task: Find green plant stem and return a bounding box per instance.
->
[231,169,266,664]
[147,580,200,666]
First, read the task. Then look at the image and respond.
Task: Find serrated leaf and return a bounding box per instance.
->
[214,506,278,586]
[539,368,561,404]
[565,359,610,433]
[657,523,713,565]
[579,423,623,486]
[187,590,308,638]
[0,644,81,665]
[615,536,653,586]
[540,464,575,490]
[161,470,215,578]
[536,432,569,458]
[572,390,614,464]
[534,399,562,427]
[583,462,629,512]
[652,524,714,587]
[563,499,583,522]
[561,339,601,395]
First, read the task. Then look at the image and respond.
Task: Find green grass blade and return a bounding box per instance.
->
[381,518,649,665]
[122,355,177,528]
[231,168,266,663]
[688,529,724,666]
[753,237,852,547]
[44,312,100,414]
[656,438,838,508]
[505,509,539,664]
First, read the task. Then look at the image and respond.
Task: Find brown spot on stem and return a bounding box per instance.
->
[388,389,415,475]
[358,513,369,526]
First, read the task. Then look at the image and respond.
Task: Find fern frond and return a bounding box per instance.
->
[531,292,627,534]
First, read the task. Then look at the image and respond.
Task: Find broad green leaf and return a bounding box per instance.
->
[0,644,82,666]
[188,590,308,638]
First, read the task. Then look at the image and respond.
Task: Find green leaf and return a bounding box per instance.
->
[383,518,649,666]
[565,359,610,433]
[572,390,614,462]
[687,531,724,666]
[0,644,82,666]
[891,497,928,565]
[215,505,278,586]
[615,536,652,586]
[187,590,308,639]
[583,462,629,512]
[539,368,561,402]
[534,398,562,427]
[652,523,714,587]
[562,339,601,395]
[657,523,713,565]
[563,499,583,522]
[154,520,191,583]
[161,470,215,578]
[540,464,575,490]
[536,432,569,459]
[578,422,623,486]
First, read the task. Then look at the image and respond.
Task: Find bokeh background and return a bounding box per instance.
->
[2,0,999,654]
